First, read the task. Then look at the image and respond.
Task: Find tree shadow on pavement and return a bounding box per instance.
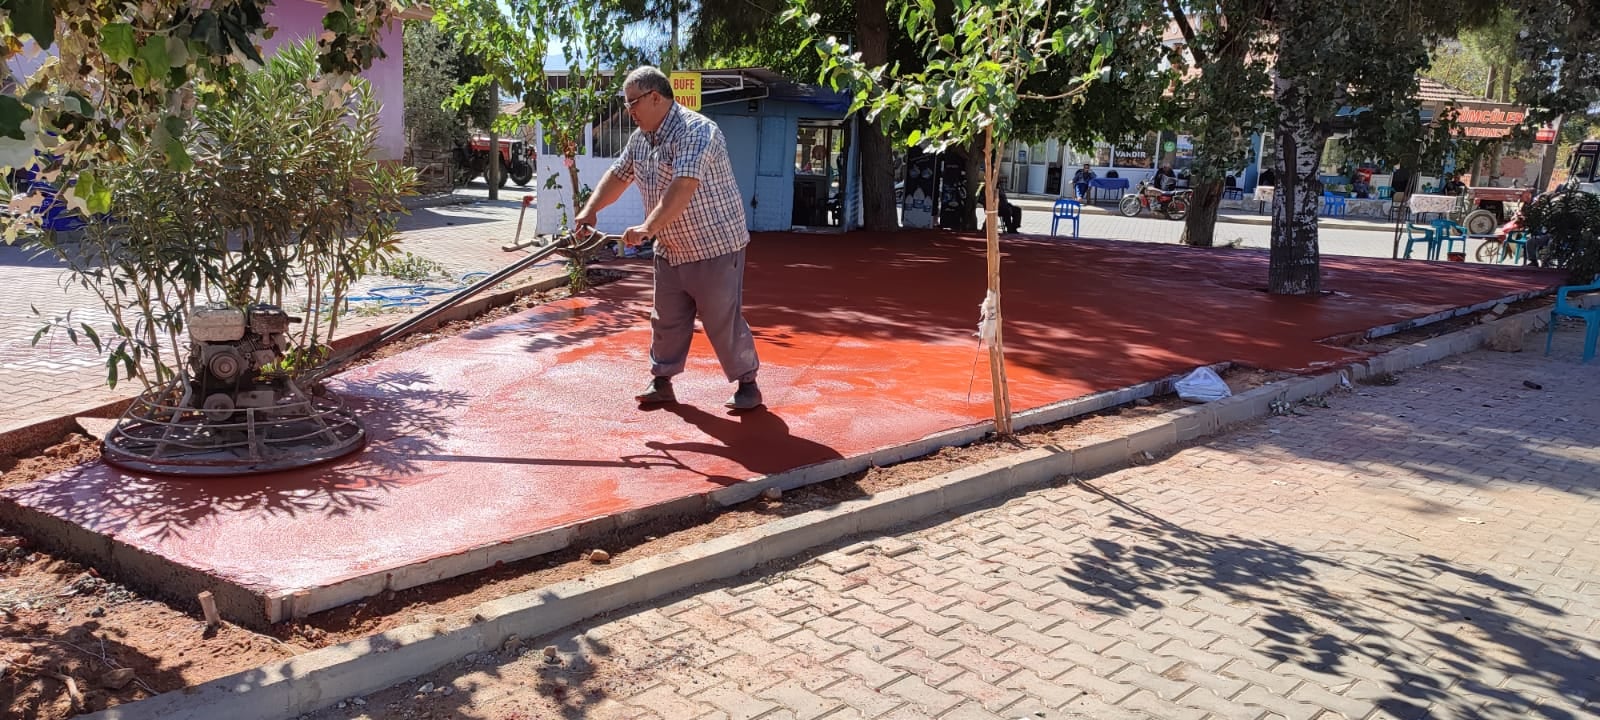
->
[1059,479,1598,719]
[4,370,469,545]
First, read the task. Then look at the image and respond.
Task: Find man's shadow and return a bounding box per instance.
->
[629,403,845,485]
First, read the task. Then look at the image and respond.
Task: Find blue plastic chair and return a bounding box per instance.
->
[1503,230,1527,264]
[1321,192,1347,217]
[1430,218,1468,258]
[1051,198,1081,238]
[1404,224,1438,260]
[1545,278,1600,363]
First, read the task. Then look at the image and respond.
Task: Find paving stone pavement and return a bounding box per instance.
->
[307,328,1600,720]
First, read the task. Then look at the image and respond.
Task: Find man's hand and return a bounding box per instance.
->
[621,224,654,247]
[573,208,599,239]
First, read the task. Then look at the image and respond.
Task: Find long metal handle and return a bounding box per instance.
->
[306,229,615,382]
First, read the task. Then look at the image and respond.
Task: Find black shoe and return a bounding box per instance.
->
[635,377,675,405]
[725,381,763,411]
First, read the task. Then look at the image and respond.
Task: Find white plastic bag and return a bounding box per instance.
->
[1175,366,1232,403]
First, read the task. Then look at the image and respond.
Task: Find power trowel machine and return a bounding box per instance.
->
[99,222,617,477]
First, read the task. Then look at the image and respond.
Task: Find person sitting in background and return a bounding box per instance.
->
[1258,166,1277,187]
[1071,164,1095,200]
[980,187,1023,234]
[1390,163,1412,202]
[1153,164,1177,191]
[1444,172,1467,196]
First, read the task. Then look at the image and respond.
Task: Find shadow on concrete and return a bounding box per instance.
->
[7,370,467,544]
[1059,478,1597,719]
[623,403,847,484]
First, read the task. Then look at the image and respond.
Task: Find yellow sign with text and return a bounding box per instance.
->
[670,72,701,112]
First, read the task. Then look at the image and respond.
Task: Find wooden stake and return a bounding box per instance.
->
[983,127,1014,436]
[198,590,220,628]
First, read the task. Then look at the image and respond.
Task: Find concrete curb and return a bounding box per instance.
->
[0,273,572,459]
[81,297,1592,720]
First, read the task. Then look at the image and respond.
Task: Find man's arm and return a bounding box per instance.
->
[622,176,700,246]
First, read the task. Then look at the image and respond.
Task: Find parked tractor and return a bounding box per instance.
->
[1569,140,1599,196]
[453,135,536,188]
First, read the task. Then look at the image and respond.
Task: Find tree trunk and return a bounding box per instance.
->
[960,142,982,231]
[982,127,1013,436]
[487,80,501,201]
[1181,179,1224,247]
[856,0,899,231]
[1269,89,1325,295]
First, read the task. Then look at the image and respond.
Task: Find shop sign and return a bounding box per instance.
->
[670,72,701,111]
[1451,102,1528,140]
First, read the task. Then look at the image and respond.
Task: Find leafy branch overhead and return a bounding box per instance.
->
[0,0,402,238]
[785,0,1115,153]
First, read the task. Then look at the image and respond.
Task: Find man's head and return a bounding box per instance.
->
[1082,163,1091,170]
[623,66,675,132]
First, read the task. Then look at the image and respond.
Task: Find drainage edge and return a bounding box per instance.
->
[79,301,1585,720]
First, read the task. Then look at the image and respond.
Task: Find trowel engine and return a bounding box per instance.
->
[186,304,302,421]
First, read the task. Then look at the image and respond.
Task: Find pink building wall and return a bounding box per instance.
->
[262,1,408,161]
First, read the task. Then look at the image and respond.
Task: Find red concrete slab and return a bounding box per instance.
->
[0,232,1561,623]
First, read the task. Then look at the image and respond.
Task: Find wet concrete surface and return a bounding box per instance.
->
[0,231,1563,619]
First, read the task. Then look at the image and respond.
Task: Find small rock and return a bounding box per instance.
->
[337,701,347,709]
[1134,398,1152,407]
[762,487,782,501]
[88,606,106,618]
[543,645,560,663]
[99,668,136,689]
[462,653,477,664]
[1141,451,1155,461]
[418,682,434,694]
[441,686,454,697]
[1492,302,1510,315]
[352,698,367,706]
[588,549,610,564]
[501,634,520,652]
[1485,322,1525,352]
[1523,380,1543,390]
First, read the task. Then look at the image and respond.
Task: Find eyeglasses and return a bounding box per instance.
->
[623,91,654,110]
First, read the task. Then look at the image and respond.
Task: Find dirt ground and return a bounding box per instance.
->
[0,277,1521,719]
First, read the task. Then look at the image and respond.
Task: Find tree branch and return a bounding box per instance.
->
[1164,0,1208,66]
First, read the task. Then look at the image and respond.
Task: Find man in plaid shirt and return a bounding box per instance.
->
[575,66,763,411]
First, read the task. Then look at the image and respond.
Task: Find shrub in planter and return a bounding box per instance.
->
[1523,187,1600,285]
[31,40,418,390]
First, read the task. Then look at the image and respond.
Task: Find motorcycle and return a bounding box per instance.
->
[1119,181,1190,221]
[453,136,536,188]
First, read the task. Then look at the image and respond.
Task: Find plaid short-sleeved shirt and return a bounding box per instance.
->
[610,103,749,266]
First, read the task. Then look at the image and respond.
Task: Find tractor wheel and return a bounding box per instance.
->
[511,163,534,187]
[1464,209,1498,236]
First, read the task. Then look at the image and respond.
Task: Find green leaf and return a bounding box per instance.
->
[137,36,170,79]
[80,323,101,352]
[77,170,112,214]
[102,23,136,65]
[0,95,28,140]
[906,128,922,147]
[8,0,54,49]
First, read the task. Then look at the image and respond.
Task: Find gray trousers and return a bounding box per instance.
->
[651,248,760,383]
